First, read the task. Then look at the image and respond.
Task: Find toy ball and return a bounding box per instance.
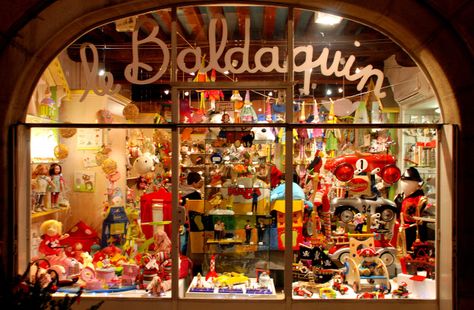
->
[54,144,69,159]
[59,125,77,138]
[123,103,140,120]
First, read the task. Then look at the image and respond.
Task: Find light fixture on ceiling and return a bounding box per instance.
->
[164,89,170,95]
[355,67,361,74]
[338,87,343,94]
[326,89,332,96]
[268,91,273,97]
[98,69,105,76]
[190,72,195,76]
[354,40,361,47]
[184,91,189,96]
[315,12,343,25]
[224,70,230,75]
[231,59,239,67]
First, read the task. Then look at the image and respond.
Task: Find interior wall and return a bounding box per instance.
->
[58,92,127,235]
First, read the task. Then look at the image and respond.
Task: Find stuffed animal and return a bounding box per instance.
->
[253,127,276,142]
[38,219,69,256]
[133,153,156,176]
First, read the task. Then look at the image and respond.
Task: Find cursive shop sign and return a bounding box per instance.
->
[80,17,386,102]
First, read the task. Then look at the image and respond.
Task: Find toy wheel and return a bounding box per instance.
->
[380,252,395,266]
[380,208,395,222]
[339,209,355,223]
[338,252,350,265]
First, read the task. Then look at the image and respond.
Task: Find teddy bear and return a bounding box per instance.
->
[38,219,69,256]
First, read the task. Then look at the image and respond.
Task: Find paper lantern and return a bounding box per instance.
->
[123,103,139,120]
[54,144,69,159]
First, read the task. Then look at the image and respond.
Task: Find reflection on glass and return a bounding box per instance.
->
[291,127,436,299]
[183,88,287,124]
[182,126,284,298]
[30,128,177,298]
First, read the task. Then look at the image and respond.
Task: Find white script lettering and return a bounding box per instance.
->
[80,18,385,100]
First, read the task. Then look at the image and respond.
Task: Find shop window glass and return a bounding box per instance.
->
[181,125,285,298]
[22,3,441,303]
[291,126,437,300]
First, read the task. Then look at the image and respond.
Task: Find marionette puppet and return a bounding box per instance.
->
[395,167,428,251]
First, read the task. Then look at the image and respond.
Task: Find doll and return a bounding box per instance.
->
[32,164,55,212]
[38,219,69,256]
[48,163,64,209]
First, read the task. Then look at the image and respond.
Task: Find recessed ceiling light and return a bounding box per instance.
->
[315,12,343,25]
[326,89,332,96]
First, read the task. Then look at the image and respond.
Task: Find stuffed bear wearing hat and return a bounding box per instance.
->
[395,167,428,251]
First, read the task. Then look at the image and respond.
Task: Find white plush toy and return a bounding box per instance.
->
[133,153,156,176]
[253,127,275,142]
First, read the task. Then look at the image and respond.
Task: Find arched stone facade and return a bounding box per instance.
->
[1,1,473,309]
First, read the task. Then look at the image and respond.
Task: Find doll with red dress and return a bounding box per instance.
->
[38,219,69,256]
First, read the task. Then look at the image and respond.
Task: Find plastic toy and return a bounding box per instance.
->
[392,281,410,298]
[343,237,391,293]
[213,272,250,288]
[319,287,337,299]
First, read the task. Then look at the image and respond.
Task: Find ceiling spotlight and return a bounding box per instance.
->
[355,67,361,74]
[315,12,343,25]
[268,91,273,97]
[98,69,105,76]
[190,72,196,76]
[354,40,361,47]
[224,70,230,75]
[326,89,332,96]
[338,87,343,93]
[184,91,190,96]
[164,89,170,95]
[231,59,239,67]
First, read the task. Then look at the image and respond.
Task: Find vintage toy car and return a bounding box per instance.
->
[213,272,250,288]
[293,286,313,297]
[328,234,397,267]
[357,291,385,299]
[330,195,397,224]
[324,153,401,185]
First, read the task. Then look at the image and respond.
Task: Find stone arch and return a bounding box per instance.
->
[1,2,471,307]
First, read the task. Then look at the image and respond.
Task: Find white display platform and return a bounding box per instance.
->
[54,279,185,298]
[185,276,278,299]
[396,273,435,299]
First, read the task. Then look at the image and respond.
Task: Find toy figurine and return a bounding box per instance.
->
[38,219,69,256]
[251,188,259,214]
[395,167,428,251]
[146,275,165,296]
[353,213,366,233]
[257,219,266,245]
[32,164,55,212]
[244,220,252,243]
[392,281,410,298]
[358,248,383,277]
[48,163,64,209]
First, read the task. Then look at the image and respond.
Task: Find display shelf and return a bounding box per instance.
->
[186,276,278,299]
[31,207,70,220]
